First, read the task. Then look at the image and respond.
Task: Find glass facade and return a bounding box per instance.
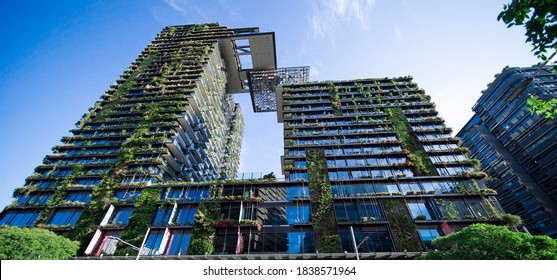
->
[280,78,503,254]
[457,66,557,238]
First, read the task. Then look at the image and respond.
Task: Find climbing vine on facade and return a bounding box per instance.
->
[328,83,342,116]
[382,199,423,252]
[306,148,341,253]
[387,107,438,176]
[187,202,221,255]
[114,188,161,255]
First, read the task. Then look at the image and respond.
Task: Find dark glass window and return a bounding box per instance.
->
[339,227,393,252]
[418,228,440,248]
[142,229,165,255]
[153,206,173,226]
[0,210,41,227]
[17,194,51,205]
[247,232,289,254]
[66,192,91,203]
[214,228,242,254]
[166,230,191,255]
[49,208,82,226]
[335,202,385,222]
[109,207,134,225]
[114,189,142,202]
[174,205,197,225]
[407,202,433,220]
[258,207,288,225]
[287,186,309,200]
[286,206,311,224]
[288,232,315,253]
[289,172,308,181]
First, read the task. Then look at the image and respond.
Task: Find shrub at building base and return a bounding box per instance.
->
[0,226,79,260]
[419,223,557,260]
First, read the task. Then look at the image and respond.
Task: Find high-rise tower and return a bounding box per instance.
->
[0,23,277,252]
[457,65,557,238]
[277,78,504,253]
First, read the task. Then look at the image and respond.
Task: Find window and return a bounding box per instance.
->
[142,229,165,256]
[396,184,417,195]
[335,202,385,222]
[407,202,433,220]
[121,176,156,185]
[75,179,101,186]
[258,207,288,225]
[337,171,349,180]
[288,232,315,253]
[286,206,311,224]
[49,208,82,226]
[357,202,384,221]
[293,160,307,168]
[17,194,51,205]
[0,210,41,227]
[94,230,121,256]
[289,172,308,181]
[339,227,393,252]
[418,228,440,248]
[166,230,191,255]
[246,232,289,253]
[109,207,134,225]
[173,205,197,225]
[115,189,142,202]
[66,192,91,203]
[467,199,490,219]
[214,228,244,254]
[163,187,208,202]
[335,159,347,167]
[285,186,309,200]
[220,204,241,221]
[153,206,173,226]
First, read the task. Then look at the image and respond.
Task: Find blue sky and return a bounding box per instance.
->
[0,0,546,209]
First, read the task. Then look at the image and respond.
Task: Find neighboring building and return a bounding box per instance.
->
[0,23,506,259]
[276,78,502,256]
[457,65,557,238]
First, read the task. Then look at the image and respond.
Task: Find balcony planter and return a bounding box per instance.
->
[36,223,72,231]
[361,216,377,222]
[415,215,427,221]
[100,222,126,229]
[480,188,497,195]
[215,220,236,227]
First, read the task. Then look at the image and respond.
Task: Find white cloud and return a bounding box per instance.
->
[164,0,187,13]
[309,0,376,38]
[394,25,402,41]
[162,0,214,19]
[310,66,320,81]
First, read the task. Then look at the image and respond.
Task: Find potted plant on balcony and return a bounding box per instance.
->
[415,215,427,221]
